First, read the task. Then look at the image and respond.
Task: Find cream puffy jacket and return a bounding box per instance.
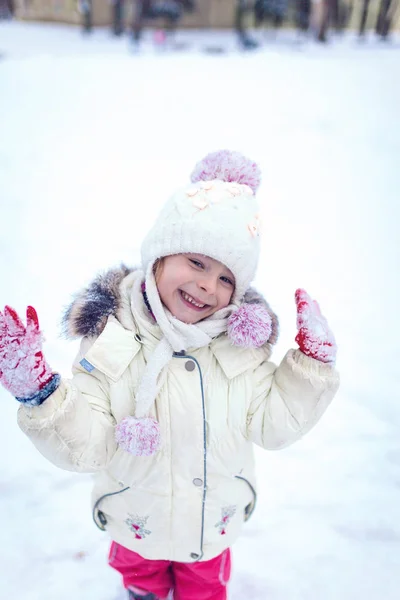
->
[18,269,339,563]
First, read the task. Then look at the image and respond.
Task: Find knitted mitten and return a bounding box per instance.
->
[0,305,59,405]
[295,289,337,364]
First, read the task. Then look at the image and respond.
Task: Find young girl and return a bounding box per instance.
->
[0,150,339,600]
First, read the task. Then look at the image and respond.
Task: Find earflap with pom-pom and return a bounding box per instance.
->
[191,150,261,194]
[115,416,161,456]
[228,303,272,348]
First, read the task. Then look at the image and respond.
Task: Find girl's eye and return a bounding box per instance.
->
[189,259,203,269]
[220,276,234,286]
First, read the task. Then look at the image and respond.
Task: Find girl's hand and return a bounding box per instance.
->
[295,289,337,364]
[0,306,55,399]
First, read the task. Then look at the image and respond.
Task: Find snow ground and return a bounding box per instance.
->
[1,20,400,600]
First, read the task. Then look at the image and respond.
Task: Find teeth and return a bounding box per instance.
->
[181,291,205,308]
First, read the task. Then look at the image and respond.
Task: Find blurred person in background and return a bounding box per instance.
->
[254,0,288,31]
[375,0,397,38]
[0,150,339,600]
[0,0,13,19]
[111,0,125,35]
[79,0,195,43]
[235,0,259,48]
[312,0,352,42]
[235,0,258,50]
[79,0,93,33]
[131,0,195,46]
[359,0,398,38]
[235,0,289,49]
[296,0,312,33]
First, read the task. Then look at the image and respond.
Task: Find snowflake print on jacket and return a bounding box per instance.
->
[215,506,236,535]
[125,514,151,539]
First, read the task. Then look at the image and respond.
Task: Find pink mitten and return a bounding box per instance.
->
[0,306,58,404]
[295,289,337,364]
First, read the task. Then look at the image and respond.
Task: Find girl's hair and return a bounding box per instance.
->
[153,258,164,284]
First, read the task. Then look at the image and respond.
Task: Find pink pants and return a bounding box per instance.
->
[108,542,231,600]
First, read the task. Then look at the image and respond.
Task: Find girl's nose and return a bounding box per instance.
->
[199,275,217,296]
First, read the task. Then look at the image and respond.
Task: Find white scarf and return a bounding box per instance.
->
[133,266,235,418]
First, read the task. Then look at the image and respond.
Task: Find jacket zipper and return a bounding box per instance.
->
[173,352,207,561]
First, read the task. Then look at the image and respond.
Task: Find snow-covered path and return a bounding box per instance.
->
[1,21,400,600]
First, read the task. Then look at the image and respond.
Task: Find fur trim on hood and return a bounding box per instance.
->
[62,265,279,346]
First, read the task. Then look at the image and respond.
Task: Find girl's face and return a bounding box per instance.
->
[156,253,235,324]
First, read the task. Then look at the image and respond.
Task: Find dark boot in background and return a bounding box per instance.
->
[128,590,159,600]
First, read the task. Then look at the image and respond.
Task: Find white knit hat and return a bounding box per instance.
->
[141,150,262,303]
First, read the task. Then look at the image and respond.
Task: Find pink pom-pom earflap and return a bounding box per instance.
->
[191,150,261,194]
[115,416,161,456]
[228,303,272,348]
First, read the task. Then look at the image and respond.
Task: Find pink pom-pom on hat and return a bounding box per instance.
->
[191,150,261,194]
[228,303,272,348]
[115,416,161,457]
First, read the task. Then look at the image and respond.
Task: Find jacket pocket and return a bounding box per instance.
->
[92,485,130,531]
[235,475,257,521]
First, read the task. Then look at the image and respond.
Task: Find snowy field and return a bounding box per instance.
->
[1,20,400,600]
